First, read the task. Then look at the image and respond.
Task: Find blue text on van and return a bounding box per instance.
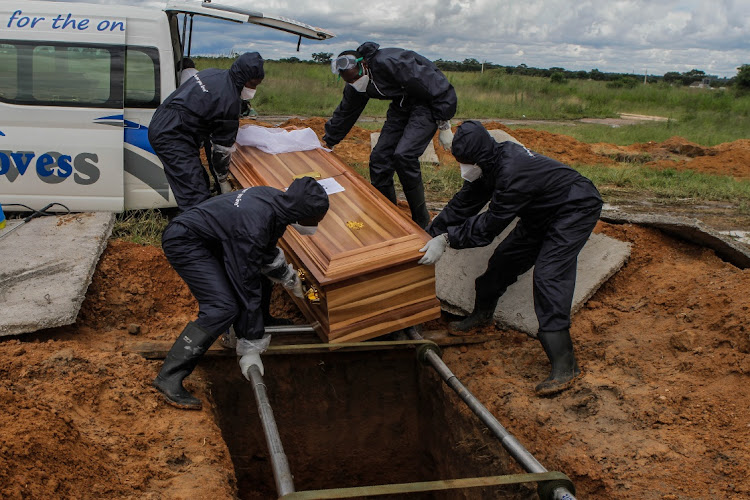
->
[6,10,125,32]
[0,150,100,185]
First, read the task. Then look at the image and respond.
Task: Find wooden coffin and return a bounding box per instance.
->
[230,144,441,343]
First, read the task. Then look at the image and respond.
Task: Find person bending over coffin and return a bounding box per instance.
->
[418,121,602,396]
[154,177,329,409]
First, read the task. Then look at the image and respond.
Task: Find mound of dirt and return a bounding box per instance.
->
[444,222,750,499]
[0,339,235,499]
[77,240,197,339]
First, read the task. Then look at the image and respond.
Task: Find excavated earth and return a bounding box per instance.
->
[1,118,749,499]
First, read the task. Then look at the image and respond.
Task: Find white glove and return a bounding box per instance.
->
[239,351,263,377]
[437,121,453,151]
[267,262,304,298]
[219,179,233,194]
[418,233,449,265]
[284,267,305,298]
[237,335,271,379]
[212,143,236,158]
[438,129,454,151]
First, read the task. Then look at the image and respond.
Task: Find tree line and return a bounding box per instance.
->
[271,52,750,91]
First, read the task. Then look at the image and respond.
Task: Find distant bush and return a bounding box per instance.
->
[607,76,639,89]
[550,72,568,84]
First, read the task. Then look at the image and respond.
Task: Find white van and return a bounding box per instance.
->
[0,0,333,212]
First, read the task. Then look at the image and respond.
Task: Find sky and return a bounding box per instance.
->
[62,0,750,78]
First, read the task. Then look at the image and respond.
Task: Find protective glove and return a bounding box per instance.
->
[211,143,236,177]
[418,233,449,265]
[237,335,271,378]
[283,265,305,299]
[265,261,304,298]
[218,177,233,194]
[437,121,453,151]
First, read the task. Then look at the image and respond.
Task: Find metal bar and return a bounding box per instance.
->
[266,339,437,353]
[264,325,316,334]
[281,471,569,499]
[405,327,577,500]
[187,14,194,57]
[248,365,295,497]
[180,14,187,62]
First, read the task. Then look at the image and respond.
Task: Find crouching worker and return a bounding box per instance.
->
[418,121,602,396]
[154,177,329,409]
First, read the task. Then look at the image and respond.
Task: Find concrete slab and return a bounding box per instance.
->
[435,218,631,337]
[370,132,439,164]
[601,208,750,269]
[0,212,115,336]
[487,129,523,146]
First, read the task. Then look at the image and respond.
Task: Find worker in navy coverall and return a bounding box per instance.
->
[323,42,457,229]
[148,51,265,210]
[153,177,329,409]
[418,121,602,396]
[149,52,288,329]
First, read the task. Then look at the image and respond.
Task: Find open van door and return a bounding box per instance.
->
[165,1,335,43]
[0,5,127,212]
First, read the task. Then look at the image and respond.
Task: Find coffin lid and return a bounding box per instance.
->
[230,146,432,285]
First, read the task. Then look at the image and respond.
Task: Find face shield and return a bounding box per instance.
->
[330,54,364,76]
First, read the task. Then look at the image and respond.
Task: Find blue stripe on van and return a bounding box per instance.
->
[0,130,5,136]
[96,114,156,156]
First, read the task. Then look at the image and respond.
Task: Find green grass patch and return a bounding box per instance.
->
[348,161,463,203]
[193,58,750,145]
[575,164,750,206]
[112,209,170,247]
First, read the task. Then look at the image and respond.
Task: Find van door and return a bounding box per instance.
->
[0,7,127,212]
[164,1,335,43]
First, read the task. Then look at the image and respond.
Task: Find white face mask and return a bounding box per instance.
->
[349,73,370,93]
[241,87,256,100]
[459,163,482,182]
[291,223,318,236]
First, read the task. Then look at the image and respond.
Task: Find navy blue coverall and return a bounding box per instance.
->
[428,121,603,333]
[148,52,265,211]
[323,42,457,228]
[161,177,329,341]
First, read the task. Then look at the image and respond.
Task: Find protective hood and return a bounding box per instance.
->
[451,120,501,170]
[229,52,265,89]
[270,176,329,225]
[357,41,380,61]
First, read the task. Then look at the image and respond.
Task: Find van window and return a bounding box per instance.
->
[126,47,160,108]
[33,45,113,104]
[0,41,124,108]
[0,43,18,100]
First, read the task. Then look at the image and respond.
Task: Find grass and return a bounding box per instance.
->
[576,165,750,208]
[195,58,750,146]
[171,57,750,225]
[349,161,464,203]
[112,209,170,246]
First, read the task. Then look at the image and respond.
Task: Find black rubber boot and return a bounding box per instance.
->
[261,276,293,326]
[153,321,214,410]
[449,298,498,333]
[403,184,431,229]
[535,329,581,396]
[376,183,399,205]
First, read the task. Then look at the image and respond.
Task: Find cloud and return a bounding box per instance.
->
[64,0,749,76]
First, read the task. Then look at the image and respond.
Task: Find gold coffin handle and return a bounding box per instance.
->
[297,268,321,304]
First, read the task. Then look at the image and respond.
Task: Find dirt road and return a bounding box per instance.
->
[1,119,748,499]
